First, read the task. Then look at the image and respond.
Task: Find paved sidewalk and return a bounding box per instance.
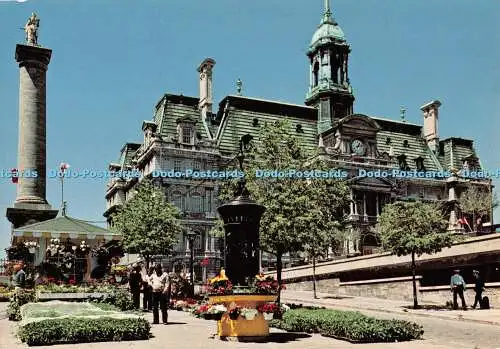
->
[281,290,500,326]
[0,303,476,349]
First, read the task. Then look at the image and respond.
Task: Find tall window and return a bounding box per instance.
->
[190,192,203,213]
[193,160,201,171]
[313,61,319,86]
[206,188,213,212]
[174,159,182,172]
[182,127,193,144]
[172,191,183,210]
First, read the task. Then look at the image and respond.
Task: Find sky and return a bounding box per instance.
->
[0,0,499,259]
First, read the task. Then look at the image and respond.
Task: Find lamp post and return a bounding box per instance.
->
[186,231,198,297]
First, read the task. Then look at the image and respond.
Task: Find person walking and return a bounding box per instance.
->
[150,264,169,324]
[128,264,142,309]
[450,269,467,310]
[472,270,485,309]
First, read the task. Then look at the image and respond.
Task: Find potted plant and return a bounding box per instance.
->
[252,273,284,295]
[192,304,210,318]
[207,269,233,295]
[207,304,227,320]
[258,303,279,320]
[110,265,127,283]
[228,304,241,320]
[241,308,258,320]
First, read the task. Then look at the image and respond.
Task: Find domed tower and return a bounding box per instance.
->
[306,0,354,134]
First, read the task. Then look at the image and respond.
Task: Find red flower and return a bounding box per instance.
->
[69,279,76,285]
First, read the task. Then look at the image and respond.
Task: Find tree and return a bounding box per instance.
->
[378,200,456,309]
[458,185,499,232]
[214,119,350,302]
[300,176,350,299]
[111,179,182,269]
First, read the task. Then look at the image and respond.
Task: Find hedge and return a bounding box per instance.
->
[270,308,423,343]
[7,290,37,321]
[18,317,151,346]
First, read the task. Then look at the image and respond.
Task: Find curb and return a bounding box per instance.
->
[281,297,500,327]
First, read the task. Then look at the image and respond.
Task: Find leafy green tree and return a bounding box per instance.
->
[214,119,350,301]
[378,200,456,308]
[111,179,182,269]
[458,185,498,232]
[300,174,350,298]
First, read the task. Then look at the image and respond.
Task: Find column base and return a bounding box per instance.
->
[6,206,59,229]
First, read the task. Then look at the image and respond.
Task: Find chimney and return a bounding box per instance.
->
[197,58,215,114]
[420,100,441,152]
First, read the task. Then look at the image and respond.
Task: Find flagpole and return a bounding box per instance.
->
[61,175,64,213]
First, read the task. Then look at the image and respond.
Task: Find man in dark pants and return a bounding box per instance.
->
[150,264,169,324]
[128,264,142,309]
[472,270,485,309]
[450,269,467,310]
[141,266,153,311]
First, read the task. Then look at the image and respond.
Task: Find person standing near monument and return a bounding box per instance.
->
[150,264,169,325]
[128,264,142,309]
[472,270,486,309]
[12,262,26,291]
[450,269,467,310]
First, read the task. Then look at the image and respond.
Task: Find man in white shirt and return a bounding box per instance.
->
[150,264,170,324]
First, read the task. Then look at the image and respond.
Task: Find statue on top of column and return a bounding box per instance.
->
[24,12,39,46]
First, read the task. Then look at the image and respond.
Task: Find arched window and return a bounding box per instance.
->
[313,61,319,86]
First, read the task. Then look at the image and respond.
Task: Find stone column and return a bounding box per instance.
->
[7,44,58,229]
[15,44,51,205]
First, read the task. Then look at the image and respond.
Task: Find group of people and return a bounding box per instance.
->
[128,263,170,324]
[450,269,487,310]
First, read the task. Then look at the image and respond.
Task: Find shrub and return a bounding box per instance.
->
[17,317,151,346]
[7,290,37,321]
[90,287,135,311]
[270,308,423,343]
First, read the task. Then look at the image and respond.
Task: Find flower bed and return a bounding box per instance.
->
[17,301,150,346]
[36,283,115,294]
[269,308,424,343]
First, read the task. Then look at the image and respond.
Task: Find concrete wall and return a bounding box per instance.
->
[419,282,500,307]
[338,276,419,302]
[285,278,340,293]
[285,276,500,306]
[268,234,500,281]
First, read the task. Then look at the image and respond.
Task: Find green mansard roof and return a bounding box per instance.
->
[114,92,480,174]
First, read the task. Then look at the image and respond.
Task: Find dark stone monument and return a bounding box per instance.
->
[217,136,265,287]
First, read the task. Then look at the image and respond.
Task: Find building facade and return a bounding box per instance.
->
[103,2,491,279]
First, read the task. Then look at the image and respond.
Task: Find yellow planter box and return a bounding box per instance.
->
[208,294,278,338]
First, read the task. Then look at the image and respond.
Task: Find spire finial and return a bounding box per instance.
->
[236,78,242,95]
[400,106,406,123]
[321,0,335,24]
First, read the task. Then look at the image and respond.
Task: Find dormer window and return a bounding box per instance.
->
[397,154,409,170]
[403,140,409,148]
[296,124,304,133]
[415,157,425,171]
[462,155,479,171]
[252,118,259,127]
[182,126,193,144]
[386,137,392,145]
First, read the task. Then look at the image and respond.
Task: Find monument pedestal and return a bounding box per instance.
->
[7,206,58,229]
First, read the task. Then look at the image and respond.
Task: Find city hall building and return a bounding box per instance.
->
[103,3,491,280]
